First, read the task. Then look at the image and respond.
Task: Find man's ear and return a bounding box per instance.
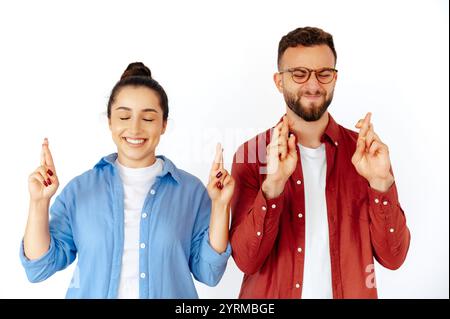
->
[273,72,284,93]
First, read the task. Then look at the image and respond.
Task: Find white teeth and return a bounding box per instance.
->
[125,138,145,144]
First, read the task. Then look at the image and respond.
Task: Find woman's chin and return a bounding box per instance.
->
[118,149,155,166]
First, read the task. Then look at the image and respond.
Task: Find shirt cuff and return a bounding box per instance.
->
[19,236,55,268]
[367,181,399,216]
[199,231,232,267]
[255,188,284,216]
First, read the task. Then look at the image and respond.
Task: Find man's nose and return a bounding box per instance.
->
[303,71,322,90]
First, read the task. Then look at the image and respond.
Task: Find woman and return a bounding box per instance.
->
[20,62,235,298]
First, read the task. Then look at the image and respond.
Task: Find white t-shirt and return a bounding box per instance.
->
[298,143,333,299]
[115,158,163,299]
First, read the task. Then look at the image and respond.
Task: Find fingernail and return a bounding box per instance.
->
[216,171,223,178]
[43,181,48,187]
[47,169,53,176]
[217,181,223,189]
[47,178,52,185]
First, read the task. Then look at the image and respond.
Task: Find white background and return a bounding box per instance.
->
[0,0,448,299]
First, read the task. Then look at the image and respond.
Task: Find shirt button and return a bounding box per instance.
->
[374,198,380,204]
[295,283,300,289]
[150,189,156,195]
[298,213,303,218]
[140,273,146,279]
[271,204,276,209]
[296,180,302,185]
[383,200,388,206]
[389,228,395,233]
[256,231,261,236]
[142,213,148,218]
[297,247,302,253]
[140,243,146,249]
[262,206,267,211]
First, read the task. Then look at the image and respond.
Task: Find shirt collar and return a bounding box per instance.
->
[94,153,181,184]
[321,113,340,146]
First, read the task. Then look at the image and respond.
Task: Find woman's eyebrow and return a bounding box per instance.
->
[115,106,158,113]
[115,106,132,111]
[141,108,158,113]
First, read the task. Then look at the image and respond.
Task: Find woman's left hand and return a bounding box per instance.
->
[207,143,235,205]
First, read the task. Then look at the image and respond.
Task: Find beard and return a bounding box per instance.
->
[284,88,334,122]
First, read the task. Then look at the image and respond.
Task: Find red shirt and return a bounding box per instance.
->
[230,114,410,298]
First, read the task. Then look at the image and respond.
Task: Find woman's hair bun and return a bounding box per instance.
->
[120,62,152,80]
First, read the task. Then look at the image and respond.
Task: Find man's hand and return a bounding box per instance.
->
[351,112,394,192]
[262,116,298,199]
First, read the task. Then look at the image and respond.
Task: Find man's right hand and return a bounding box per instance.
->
[262,116,298,199]
[28,138,59,202]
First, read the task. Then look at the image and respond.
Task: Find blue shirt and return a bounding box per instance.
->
[20,153,231,298]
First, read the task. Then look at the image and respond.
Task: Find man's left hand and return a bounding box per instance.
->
[351,112,394,192]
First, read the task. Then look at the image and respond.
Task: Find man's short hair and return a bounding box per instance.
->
[278,27,337,68]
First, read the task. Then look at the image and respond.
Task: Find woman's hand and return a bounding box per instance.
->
[28,138,59,202]
[207,143,235,206]
[207,143,235,254]
[24,137,57,260]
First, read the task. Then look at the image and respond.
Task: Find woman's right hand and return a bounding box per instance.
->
[28,138,59,201]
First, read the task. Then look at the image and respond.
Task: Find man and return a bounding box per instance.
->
[230,27,410,298]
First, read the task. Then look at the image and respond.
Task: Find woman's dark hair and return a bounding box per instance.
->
[277,27,337,68]
[107,62,169,121]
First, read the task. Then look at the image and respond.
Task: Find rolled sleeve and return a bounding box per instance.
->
[19,237,56,283]
[189,185,231,287]
[190,229,231,287]
[199,230,232,267]
[19,188,77,283]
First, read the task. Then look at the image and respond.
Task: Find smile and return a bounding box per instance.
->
[122,137,147,146]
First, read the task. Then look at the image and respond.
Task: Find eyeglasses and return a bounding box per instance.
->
[279,67,338,84]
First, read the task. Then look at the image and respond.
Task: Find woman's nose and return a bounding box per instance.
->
[129,118,142,134]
